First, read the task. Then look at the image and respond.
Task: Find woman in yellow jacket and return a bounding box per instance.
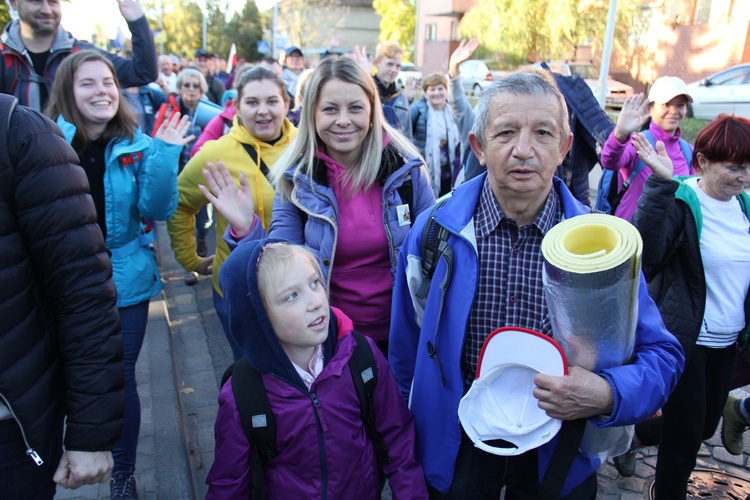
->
[168,66,296,359]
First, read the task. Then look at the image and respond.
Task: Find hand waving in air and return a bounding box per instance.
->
[614,93,651,143]
[199,160,257,237]
[449,38,479,78]
[116,0,146,21]
[352,45,373,74]
[632,132,674,180]
[155,112,195,147]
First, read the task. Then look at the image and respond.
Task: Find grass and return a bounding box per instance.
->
[680,117,710,144]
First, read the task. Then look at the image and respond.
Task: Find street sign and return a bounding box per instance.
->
[257,41,270,54]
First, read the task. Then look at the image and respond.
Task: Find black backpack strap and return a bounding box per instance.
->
[416,195,452,301]
[536,418,586,500]
[241,143,272,183]
[348,331,392,467]
[224,357,276,500]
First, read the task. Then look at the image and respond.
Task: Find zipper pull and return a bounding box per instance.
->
[26,448,43,466]
[311,393,320,406]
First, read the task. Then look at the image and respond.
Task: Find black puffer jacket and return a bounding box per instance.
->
[0,97,123,462]
[631,175,706,361]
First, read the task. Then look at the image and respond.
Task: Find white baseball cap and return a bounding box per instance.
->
[458,327,567,456]
[648,76,693,104]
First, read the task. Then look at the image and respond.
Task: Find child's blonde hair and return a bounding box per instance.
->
[257,243,325,312]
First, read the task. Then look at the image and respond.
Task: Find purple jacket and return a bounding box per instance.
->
[600,121,692,221]
[207,239,427,499]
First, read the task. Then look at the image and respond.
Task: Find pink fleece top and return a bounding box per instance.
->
[600,121,693,221]
[320,151,393,343]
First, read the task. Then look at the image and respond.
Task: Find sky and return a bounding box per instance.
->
[56,0,275,41]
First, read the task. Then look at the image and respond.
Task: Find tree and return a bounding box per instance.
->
[277,0,348,52]
[373,0,416,61]
[225,1,264,62]
[206,0,231,60]
[459,0,640,64]
[143,0,202,58]
[0,3,9,28]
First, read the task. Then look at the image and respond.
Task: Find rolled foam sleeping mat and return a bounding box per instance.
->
[541,213,643,459]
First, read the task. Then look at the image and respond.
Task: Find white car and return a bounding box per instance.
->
[396,63,422,88]
[687,63,750,120]
[539,62,634,109]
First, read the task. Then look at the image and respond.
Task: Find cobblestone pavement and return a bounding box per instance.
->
[53,222,750,499]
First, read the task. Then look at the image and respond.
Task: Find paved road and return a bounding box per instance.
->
[54,221,750,499]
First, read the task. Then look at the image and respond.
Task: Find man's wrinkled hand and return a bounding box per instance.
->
[533,366,614,420]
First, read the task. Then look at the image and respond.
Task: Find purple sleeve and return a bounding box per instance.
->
[600,130,637,173]
[367,337,429,499]
[222,216,266,252]
[205,379,254,499]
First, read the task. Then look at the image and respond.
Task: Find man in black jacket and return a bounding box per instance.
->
[0,0,158,111]
[0,95,123,498]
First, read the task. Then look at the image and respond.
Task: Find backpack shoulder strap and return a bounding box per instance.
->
[241,143,272,183]
[224,357,275,500]
[416,194,453,301]
[625,129,655,188]
[348,330,391,466]
[678,138,693,172]
[537,418,586,500]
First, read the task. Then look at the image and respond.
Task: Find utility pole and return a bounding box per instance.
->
[272,0,279,59]
[597,0,618,108]
[201,0,208,50]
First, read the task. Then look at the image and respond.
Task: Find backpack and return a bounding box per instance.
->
[220,330,391,499]
[595,130,692,214]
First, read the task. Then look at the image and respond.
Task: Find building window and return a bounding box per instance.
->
[451,21,459,41]
[693,0,711,25]
[425,23,437,41]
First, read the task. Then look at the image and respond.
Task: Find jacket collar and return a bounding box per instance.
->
[2,21,75,54]
[56,115,151,158]
[434,173,589,237]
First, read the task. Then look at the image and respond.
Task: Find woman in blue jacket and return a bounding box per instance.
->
[45,50,193,500]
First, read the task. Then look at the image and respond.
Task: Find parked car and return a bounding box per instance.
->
[537,62,634,109]
[396,62,422,88]
[687,63,750,120]
[458,59,509,97]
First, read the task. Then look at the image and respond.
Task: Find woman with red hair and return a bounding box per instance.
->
[625,114,750,498]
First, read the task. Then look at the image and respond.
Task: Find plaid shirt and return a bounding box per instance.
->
[463,179,563,385]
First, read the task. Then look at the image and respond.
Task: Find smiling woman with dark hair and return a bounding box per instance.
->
[45,49,193,499]
[626,114,750,498]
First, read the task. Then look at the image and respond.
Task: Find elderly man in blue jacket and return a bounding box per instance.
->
[389,72,685,499]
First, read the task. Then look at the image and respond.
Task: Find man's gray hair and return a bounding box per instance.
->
[471,72,570,147]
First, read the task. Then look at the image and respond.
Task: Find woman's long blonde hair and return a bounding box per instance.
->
[272,55,419,199]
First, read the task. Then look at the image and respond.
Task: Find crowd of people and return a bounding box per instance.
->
[1,1,750,499]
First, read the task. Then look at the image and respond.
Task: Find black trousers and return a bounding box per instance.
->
[427,430,597,499]
[636,344,735,500]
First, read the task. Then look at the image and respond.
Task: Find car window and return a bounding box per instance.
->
[708,67,749,86]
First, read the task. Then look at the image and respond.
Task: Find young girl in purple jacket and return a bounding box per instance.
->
[206,239,427,499]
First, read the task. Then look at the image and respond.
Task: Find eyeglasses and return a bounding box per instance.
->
[182,82,201,89]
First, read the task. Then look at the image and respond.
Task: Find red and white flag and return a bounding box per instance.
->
[226,43,237,73]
